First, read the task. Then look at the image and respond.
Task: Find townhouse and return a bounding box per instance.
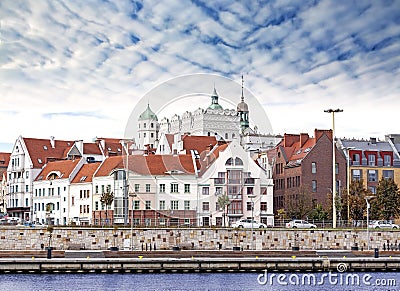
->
[270,129,347,213]
[338,135,400,194]
[0,152,10,214]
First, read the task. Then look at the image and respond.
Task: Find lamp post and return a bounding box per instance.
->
[324,109,343,228]
[345,146,355,224]
[121,139,134,226]
[248,194,256,250]
[130,193,137,250]
[365,195,375,250]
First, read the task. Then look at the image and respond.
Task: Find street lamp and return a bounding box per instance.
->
[324,109,343,228]
[344,146,355,224]
[365,195,375,250]
[130,193,137,250]
[248,194,256,250]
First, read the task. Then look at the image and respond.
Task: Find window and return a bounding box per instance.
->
[171,200,179,210]
[352,169,361,181]
[368,170,377,182]
[368,154,376,166]
[260,202,267,212]
[184,184,190,193]
[335,163,339,175]
[146,184,151,192]
[202,187,209,195]
[101,185,105,194]
[384,155,391,166]
[383,170,394,180]
[26,171,29,179]
[159,200,165,210]
[160,184,165,193]
[247,202,253,211]
[311,162,316,174]
[202,202,209,212]
[95,201,99,210]
[151,123,154,128]
[26,185,29,192]
[184,201,190,210]
[135,184,140,192]
[369,186,376,194]
[144,123,146,128]
[225,133,228,139]
[71,196,75,206]
[227,170,242,184]
[352,153,360,165]
[246,187,254,195]
[95,185,99,194]
[312,180,317,192]
[145,201,151,210]
[134,200,140,210]
[170,183,178,193]
[215,187,223,195]
[25,198,29,207]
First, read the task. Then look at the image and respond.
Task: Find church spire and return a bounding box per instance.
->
[237,75,249,132]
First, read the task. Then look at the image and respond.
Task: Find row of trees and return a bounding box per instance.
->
[279,178,400,222]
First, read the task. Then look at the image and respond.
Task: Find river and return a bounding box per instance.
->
[0,272,398,291]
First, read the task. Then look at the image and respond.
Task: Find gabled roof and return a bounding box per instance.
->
[94,154,195,177]
[275,130,331,167]
[35,158,82,181]
[23,137,74,168]
[71,162,101,183]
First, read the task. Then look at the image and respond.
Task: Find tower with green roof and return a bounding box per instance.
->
[138,103,159,150]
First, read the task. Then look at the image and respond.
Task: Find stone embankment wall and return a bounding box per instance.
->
[0,227,397,251]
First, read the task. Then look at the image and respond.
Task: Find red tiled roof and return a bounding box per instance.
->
[0,152,11,167]
[35,158,82,181]
[94,154,195,177]
[83,143,102,155]
[71,162,101,183]
[182,135,217,154]
[23,138,74,168]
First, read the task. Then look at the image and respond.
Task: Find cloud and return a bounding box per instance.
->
[0,0,399,147]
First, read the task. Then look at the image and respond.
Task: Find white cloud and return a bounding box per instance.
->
[0,0,399,152]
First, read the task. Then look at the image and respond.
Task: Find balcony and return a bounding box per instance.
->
[244,178,255,185]
[214,178,225,185]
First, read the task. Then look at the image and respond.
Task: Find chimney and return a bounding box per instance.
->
[300,133,309,147]
[283,134,299,147]
[50,136,55,148]
[370,137,377,145]
[315,129,332,141]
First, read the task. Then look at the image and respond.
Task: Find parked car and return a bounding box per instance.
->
[6,217,22,225]
[286,220,317,229]
[232,219,267,228]
[369,220,399,229]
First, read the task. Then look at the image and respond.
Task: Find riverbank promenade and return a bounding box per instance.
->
[0,249,399,273]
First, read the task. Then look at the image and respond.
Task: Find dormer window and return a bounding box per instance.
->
[80,176,87,182]
[38,158,42,164]
[43,145,48,150]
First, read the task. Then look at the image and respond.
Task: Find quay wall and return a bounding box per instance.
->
[0,227,398,251]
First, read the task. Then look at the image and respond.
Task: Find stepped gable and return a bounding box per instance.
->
[71,162,101,183]
[23,137,74,168]
[35,158,82,181]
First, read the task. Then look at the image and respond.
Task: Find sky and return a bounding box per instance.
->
[1,0,399,152]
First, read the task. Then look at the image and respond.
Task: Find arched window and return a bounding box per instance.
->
[225,158,233,166]
[235,158,243,166]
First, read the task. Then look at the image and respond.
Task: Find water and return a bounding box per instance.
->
[0,272,398,291]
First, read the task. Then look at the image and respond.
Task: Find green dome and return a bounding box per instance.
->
[139,104,158,121]
[207,87,223,110]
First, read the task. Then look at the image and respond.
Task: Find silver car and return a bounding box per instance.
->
[286,219,317,229]
[232,219,267,228]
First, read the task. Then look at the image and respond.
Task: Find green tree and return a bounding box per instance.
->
[309,203,329,221]
[372,178,400,220]
[284,186,313,219]
[217,194,230,227]
[100,191,114,225]
[348,179,370,221]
